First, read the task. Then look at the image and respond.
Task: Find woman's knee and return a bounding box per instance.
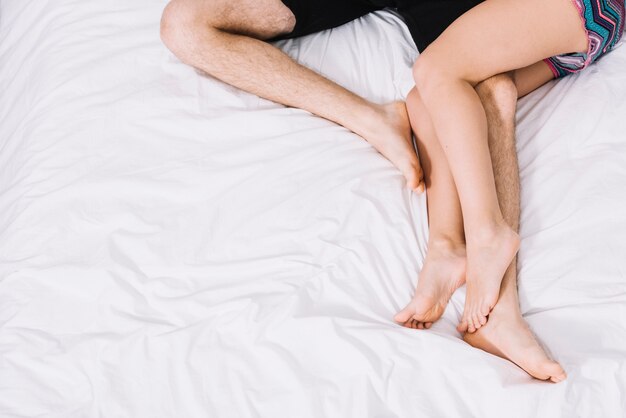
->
[411,51,467,101]
[412,54,439,96]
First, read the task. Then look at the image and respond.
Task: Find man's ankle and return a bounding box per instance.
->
[491,291,521,318]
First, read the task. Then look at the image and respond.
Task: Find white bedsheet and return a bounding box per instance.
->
[1,1,625,417]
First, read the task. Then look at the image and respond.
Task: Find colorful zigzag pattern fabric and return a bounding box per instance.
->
[545,0,625,78]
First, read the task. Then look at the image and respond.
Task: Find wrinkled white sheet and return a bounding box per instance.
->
[1,1,625,417]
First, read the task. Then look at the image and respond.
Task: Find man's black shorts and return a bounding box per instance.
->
[274,0,482,52]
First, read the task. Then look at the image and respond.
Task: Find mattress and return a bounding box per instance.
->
[1,1,625,417]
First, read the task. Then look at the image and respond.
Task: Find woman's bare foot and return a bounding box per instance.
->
[394,239,466,329]
[356,101,424,193]
[461,223,520,333]
[463,303,567,383]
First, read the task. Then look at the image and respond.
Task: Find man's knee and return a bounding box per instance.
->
[160,0,208,59]
[161,0,295,53]
[476,74,518,121]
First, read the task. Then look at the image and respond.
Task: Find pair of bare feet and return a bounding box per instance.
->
[394,238,565,383]
[359,101,566,383]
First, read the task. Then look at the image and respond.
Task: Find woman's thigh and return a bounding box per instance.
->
[513,61,555,98]
[419,0,589,84]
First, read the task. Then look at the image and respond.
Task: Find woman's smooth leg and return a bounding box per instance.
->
[412,0,588,332]
[394,87,467,330]
[396,61,554,332]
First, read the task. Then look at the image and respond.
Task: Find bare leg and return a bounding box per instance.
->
[394,86,466,329]
[394,64,552,331]
[396,72,566,381]
[412,0,588,331]
[160,0,424,191]
[464,73,566,383]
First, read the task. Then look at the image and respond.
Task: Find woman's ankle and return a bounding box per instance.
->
[467,218,517,247]
[428,235,466,253]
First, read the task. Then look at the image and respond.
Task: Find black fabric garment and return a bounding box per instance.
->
[275,0,482,52]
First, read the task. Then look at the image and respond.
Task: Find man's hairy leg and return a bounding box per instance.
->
[463,73,566,383]
[160,0,423,192]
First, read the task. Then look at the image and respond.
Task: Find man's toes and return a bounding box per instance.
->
[404,167,424,193]
[527,360,567,382]
[552,371,567,383]
[546,363,567,383]
[394,306,415,323]
[415,167,424,193]
[550,375,565,383]
[405,174,418,190]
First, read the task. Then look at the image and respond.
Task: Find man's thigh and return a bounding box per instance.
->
[175,0,297,40]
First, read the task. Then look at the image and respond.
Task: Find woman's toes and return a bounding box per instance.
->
[417,322,425,330]
[470,313,480,330]
[457,319,468,333]
[467,313,478,332]
[471,313,481,331]
[424,322,433,329]
[480,302,492,317]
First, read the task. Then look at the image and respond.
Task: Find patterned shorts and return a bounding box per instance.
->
[545,0,625,78]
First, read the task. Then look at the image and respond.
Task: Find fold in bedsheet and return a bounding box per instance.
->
[0,1,625,417]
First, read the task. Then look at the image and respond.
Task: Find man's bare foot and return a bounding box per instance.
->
[356,101,424,193]
[394,239,466,329]
[460,223,520,333]
[463,303,567,383]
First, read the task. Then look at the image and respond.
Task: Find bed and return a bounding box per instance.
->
[1,1,625,417]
